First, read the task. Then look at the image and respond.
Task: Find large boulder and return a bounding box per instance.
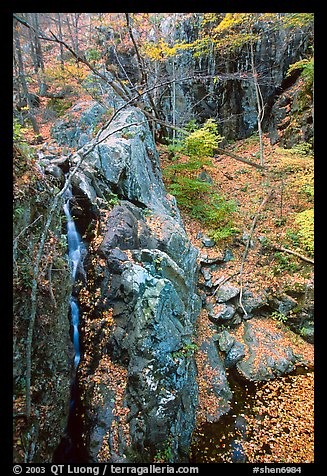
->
[230,317,314,381]
[74,102,201,462]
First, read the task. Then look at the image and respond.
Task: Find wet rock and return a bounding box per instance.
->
[223,249,234,262]
[269,294,298,316]
[84,106,178,217]
[299,322,314,344]
[235,415,247,438]
[75,100,201,462]
[209,303,236,323]
[230,440,246,463]
[98,203,158,254]
[241,290,269,316]
[44,164,64,182]
[105,248,129,273]
[199,253,225,265]
[50,100,107,148]
[235,318,299,381]
[198,334,232,422]
[200,267,212,282]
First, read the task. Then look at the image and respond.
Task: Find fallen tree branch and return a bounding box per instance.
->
[271,244,314,264]
[214,147,268,171]
[238,190,275,316]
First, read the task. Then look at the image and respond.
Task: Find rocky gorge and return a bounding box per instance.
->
[13,13,314,465]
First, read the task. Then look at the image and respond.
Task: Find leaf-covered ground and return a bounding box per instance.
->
[159,135,314,463]
[242,372,314,463]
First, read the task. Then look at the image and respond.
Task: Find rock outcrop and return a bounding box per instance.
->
[56,100,202,462]
[133,14,313,145]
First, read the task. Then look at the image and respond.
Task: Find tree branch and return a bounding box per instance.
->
[214,147,268,171]
[271,244,314,264]
[238,190,275,315]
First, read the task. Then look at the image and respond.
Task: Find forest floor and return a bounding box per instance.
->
[159,135,314,463]
[159,134,314,299]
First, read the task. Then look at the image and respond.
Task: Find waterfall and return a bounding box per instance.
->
[63,186,84,368]
[63,189,83,282]
[70,298,81,368]
[53,186,88,463]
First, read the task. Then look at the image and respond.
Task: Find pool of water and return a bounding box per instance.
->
[190,369,258,463]
[190,366,313,463]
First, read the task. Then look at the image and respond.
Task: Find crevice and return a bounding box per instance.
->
[53,186,91,463]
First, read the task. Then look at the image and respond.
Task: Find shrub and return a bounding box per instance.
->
[272,252,300,275]
[294,209,314,255]
[85,48,102,63]
[162,120,236,244]
[46,97,73,117]
[168,177,212,209]
[183,118,223,157]
[271,311,288,323]
[13,118,28,142]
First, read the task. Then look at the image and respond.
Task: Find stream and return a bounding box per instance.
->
[53,187,88,463]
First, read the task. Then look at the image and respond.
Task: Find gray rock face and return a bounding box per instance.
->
[241,290,269,317]
[50,100,107,148]
[269,294,298,316]
[217,330,235,353]
[156,15,312,143]
[209,303,236,323]
[13,172,73,463]
[225,342,246,368]
[202,235,215,248]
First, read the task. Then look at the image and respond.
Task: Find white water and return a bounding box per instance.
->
[63,186,84,368]
[70,298,81,367]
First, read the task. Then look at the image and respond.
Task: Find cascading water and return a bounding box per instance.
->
[63,186,84,368]
[53,186,88,463]
[70,297,81,368]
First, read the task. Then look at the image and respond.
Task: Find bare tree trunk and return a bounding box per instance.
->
[73,13,81,58]
[250,40,265,166]
[56,13,65,71]
[29,13,47,96]
[125,13,168,140]
[66,14,79,65]
[171,14,177,143]
[13,19,40,134]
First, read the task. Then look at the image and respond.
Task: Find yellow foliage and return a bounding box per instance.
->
[142,40,194,61]
[44,61,88,84]
[294,209,314,255]
[214,13,253,33]
[274,148,314,173]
